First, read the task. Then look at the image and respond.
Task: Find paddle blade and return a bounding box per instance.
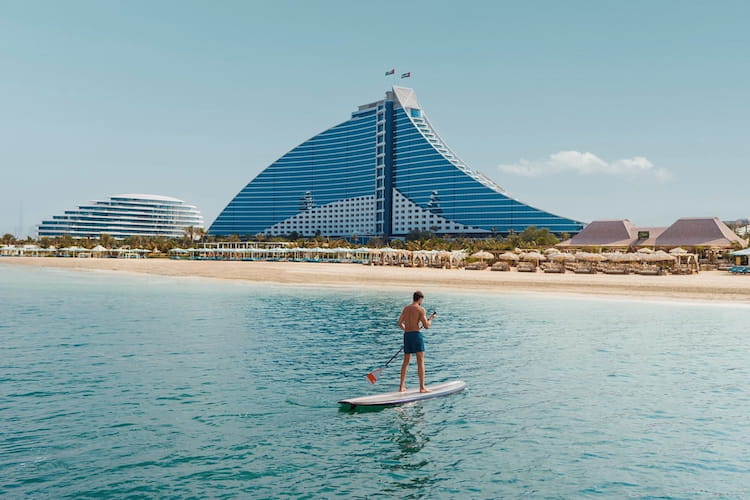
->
[366,368,382,384]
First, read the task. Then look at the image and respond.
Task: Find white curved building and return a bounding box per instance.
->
[38,194,204,239]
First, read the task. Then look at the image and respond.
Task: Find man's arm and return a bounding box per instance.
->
[419,308,433,329]
[397,309,406,331]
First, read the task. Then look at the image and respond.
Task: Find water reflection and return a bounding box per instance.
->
[381,403,436,497]
[392,404,430,460]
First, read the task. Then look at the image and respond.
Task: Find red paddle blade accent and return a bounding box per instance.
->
[366,369,381,384]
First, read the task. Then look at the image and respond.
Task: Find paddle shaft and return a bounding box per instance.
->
[382,346,403,368]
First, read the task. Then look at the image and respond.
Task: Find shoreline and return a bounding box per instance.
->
[3,256,750,305]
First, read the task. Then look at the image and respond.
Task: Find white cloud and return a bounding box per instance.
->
[497,150,671,181]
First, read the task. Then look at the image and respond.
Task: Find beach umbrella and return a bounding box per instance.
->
[669,247,688,255]
[575,251,604,262]
[471,250,494,261]
[497,251,519,261]
[602,252,620,262]
[543,247,560,255]
[520,251,545,262]
[637,247,654,254]
[574,251,590,261]
[91,245,107,252]
[646,250,675,262]
[549,252,574,262]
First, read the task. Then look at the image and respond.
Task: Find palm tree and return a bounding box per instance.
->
[99,233,116,249]
[184,226,196,241]
[55,234,75,249]
[389,239,404,250]
[1,233,16,245]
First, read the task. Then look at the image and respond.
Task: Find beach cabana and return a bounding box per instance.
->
[729,247,750,267]
[90,245,109,258]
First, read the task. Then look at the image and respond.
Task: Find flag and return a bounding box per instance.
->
[401,72,411,78]
[385,68,395,75]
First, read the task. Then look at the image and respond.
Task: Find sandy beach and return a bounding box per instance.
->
[3,256,750,304]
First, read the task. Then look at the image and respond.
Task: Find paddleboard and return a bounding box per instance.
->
[338,380,466,408]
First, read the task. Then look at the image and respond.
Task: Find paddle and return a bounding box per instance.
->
[365,347,403,384]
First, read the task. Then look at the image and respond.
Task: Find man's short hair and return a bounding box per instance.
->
[413,291,424,301]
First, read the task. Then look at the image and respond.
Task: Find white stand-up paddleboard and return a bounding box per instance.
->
[338,380,466,408]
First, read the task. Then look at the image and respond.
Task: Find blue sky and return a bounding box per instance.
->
[2,0,748,237]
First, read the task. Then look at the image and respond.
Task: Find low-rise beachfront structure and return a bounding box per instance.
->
[38,194,204,240]
[173,245,468,268]
[654,218,747,249]
[0,244,156,258]
[557,217,746,251]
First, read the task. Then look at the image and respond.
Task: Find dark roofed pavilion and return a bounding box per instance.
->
[557,217,747,250]
[654,217,746,248]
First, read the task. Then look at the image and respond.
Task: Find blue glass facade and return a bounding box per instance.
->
[210,108,377,236]
[210,87,583,238]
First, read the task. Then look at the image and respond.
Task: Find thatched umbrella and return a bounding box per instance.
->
[550,252,575,263]
[637,247,654,254]
[669,247,688,255]
[575,251,604,262]
[624,253,643,263]
[646,250,675,262]
[497,251,520,262]
[471,250,494,261]
[603,252,622,262]
[521,251,545,262]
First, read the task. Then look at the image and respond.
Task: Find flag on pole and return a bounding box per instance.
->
[385,68,395,75]
[401,72,411,78]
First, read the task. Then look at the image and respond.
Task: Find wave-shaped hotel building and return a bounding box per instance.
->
[210,87,582,239]
[38,194,204,239]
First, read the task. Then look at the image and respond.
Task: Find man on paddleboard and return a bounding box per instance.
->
[397,291,436,393]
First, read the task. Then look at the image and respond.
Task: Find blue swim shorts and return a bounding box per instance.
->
[403,331,425,354]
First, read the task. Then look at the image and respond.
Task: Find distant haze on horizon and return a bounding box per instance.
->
[2,1,748,237]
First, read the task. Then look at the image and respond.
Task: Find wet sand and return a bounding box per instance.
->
[3,256,750,304]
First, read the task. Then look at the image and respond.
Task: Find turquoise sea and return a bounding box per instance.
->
[2,263,750,498]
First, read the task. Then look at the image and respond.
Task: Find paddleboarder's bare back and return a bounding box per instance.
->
[397,291,437,393]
